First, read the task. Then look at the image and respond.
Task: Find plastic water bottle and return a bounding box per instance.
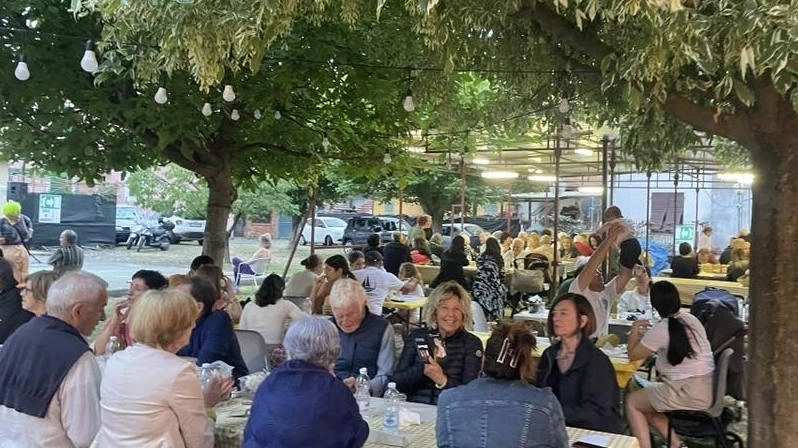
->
[383,382,400,432]
[355,367,371,413]
[199,363,213,391]
[104,336,121,360]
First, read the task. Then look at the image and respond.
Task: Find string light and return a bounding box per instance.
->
[558,98,570,114]
[222,85,236,102]
[321,134,331,149]
[201,102,213,116]
[403,88,415,112]
[154,87,168,104]
[80,40,99,73]
[253,109,262,119]
[14,55,30,81]
[383,152,392,164]
[230,109,240,120]
[274,110,282,120]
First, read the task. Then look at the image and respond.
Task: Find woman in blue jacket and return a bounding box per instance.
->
[536,293,623,433]
[437,322,569,448]
[244,316,369,448]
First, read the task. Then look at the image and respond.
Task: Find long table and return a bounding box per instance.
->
[629,276,748,305]
[215,397,640,447]
[414,264,513,285]
[472,332,641,388]
[659,269,729,281]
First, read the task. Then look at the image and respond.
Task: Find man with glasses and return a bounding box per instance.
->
[93,269,167,354]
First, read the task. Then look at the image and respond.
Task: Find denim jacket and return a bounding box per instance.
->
[436,377,570,448]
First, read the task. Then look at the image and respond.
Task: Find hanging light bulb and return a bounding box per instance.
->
[80,40,99,73]
[403,88,415,112]
[14,55,30,81]
[222,85,236,102]
[253,109,262,120]
[154,87,168,104]
[383,152,392,164]
[201,102,213,117]
[230,109,240,121]
[321,134,331,149]
[558,97,570,114]
[273,109,282,120]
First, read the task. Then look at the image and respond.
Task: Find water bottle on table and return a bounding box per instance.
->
[199,363,214,391]
[383,382,400,432]
[355,367,371,413]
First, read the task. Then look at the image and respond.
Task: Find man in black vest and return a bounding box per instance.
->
[330,278,395,398]
[0,271,108,447]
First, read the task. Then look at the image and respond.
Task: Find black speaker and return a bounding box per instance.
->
[6,182,28,201]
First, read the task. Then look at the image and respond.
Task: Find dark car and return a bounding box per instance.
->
[341,216,393,247]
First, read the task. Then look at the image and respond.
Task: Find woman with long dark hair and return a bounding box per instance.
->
[430,235,470,289]
[240,274,307,345]
[309,254,356,314]
[625,280,714,448]
[471,237,507,324]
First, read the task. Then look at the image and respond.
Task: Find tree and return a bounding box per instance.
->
[82,1,798,444]
[1,0,422,265]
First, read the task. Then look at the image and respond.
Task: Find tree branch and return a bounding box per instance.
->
[661,94,757,149]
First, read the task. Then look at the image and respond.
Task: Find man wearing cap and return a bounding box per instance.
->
[353,250,408,315]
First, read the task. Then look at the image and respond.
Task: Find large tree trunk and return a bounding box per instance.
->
[747,134,798,447]
[203,164,236,268]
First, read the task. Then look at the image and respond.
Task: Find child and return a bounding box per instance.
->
[597,206,641,271]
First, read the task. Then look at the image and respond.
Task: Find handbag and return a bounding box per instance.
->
[511,268,544,294]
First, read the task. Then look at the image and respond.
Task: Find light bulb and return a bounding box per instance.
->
[403,89,415,112]
[222,85,236,102]
[321,135,331,149]
[14,56,30,81]
[558,97,570,114]
[231,109,240,121]
[273,110,282,120]
[80,40,99,73]
[201,102,213,117]
[383,152,392,164]
[254,109,262,120]
[154,87,168,104]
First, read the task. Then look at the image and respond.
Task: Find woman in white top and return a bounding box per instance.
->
[617,265,652,315]
[93,289,233,448]
[625,280,715,448]
[283,254,322,298]
[240,274,306,345]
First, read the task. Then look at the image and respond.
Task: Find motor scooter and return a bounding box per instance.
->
[125,224,144,250]
[136,219,176,252]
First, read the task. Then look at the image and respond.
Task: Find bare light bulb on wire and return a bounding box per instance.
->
[154,87,168,104]
[14,55,30,81]
[222,85,236,102]
[201,102,213,117]
[558,97,570,114]
[383,152,392,164]
[253,109,262,120]
[80,40,99,73]
[273,109,282,120]
[403,88,415,112]
[321,134,331,149]
[230,109,240,121]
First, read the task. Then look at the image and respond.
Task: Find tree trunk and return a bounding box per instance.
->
[204,168,236,268]
[747,134,798,447]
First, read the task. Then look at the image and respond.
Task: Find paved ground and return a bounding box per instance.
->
[29,237,344,295]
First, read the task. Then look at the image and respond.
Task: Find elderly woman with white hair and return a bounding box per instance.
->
[329,278,394,397]
[47,229,84,275]
[392,281,484,404]
[244,316,369,448]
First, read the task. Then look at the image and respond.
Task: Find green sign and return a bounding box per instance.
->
[675,224,694,244]
[39,194,62,224]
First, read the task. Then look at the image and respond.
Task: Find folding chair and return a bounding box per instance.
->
[234,329,269,373]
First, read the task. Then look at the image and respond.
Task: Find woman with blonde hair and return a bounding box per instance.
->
[392,281,483,404]
[93,289,233,447]
[526,232,541,252]
[20,270,59,316]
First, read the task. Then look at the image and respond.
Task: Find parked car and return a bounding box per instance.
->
[341,216,393,247]
[375,216,413,234]
[167,215,206,244]
[115,205,141,244]
[441,223,485,249]
[300,216,347,246]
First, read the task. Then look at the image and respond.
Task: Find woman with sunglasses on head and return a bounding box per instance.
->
[536,293,622,433]
[309,254,356,315]
[436,321,569,448]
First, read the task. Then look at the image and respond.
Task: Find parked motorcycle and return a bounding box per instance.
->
[125,224,144,250]
[136,219,176,252]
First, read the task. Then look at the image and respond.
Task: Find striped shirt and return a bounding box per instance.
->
[47,245,84,275]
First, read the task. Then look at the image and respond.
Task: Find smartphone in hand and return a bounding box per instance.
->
[415,338,431,363]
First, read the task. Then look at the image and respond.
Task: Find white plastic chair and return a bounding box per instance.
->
[233,257,271,287]
[234,329,269,373]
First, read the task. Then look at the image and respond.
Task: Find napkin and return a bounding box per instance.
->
[399,408,421,426]
[572,434,610,447]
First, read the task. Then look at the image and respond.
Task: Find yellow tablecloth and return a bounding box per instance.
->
[214,397,640,448]
[471,331,640,388]
[383,297,428,311]
[628,276,748,305]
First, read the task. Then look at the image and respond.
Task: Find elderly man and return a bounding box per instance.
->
[0,271,108,447]
[330,278,395,397]
[48,229,84,275]
[352,251,407,314]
